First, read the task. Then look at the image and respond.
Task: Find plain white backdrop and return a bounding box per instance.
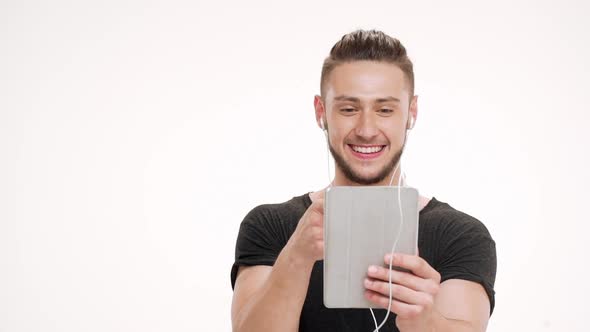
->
[1,0,589,331]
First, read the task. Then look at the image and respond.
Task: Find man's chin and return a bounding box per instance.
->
[330,144,402,186]
[344,169,392,185]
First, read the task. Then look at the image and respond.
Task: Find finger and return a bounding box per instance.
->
[364,278,433,307]
[384,253,440,282]
[310,198,324,215]
[364,290,424,318]
[304,201,324,226]
[311,224,323,240]
[367,266,439,294]
[314,240,324,256]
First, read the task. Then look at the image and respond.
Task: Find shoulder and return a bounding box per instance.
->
[241,193,311,229]
[418,198,496,264]
[420,197,493,239]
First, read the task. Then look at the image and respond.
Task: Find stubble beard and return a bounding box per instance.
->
[328,141,405,185]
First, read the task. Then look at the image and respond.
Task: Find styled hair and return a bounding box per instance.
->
[320,29,414,97]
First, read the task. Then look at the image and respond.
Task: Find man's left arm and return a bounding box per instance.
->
[364,253,491,332]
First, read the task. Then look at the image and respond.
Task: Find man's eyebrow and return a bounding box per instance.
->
[333,95,400,103]
[375,96,401,103]
[333,95,361,102]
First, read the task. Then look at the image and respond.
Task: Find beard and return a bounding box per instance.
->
[328,141,405,185]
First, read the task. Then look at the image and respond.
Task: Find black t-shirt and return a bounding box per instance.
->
[231,193,496,332]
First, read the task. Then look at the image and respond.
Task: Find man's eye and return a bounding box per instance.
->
[340,108,356,113]
[377,108,393,116]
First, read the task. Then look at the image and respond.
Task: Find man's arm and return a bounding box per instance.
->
[231,193,325,332]
[231,250,314,332]
[432,279,490,331]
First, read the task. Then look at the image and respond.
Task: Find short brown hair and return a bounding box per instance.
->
[320,29,414,97]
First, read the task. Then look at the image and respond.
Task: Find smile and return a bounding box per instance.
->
[349,144,386,154]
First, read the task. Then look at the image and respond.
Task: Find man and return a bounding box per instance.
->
[230,29,496,332]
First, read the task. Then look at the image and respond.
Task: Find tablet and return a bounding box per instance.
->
[323,186,419,308]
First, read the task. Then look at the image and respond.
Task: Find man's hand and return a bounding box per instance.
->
[231,191,326,332]
[284,190,325,265]
[364,253,441,331]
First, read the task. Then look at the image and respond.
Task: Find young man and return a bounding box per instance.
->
[230,30,496,332]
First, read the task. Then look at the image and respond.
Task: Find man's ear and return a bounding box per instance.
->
[314,95,326,130]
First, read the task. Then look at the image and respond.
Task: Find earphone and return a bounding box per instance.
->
[320,118,327,132]
[407,116,415,130]
[320,117,332,185]
[373,127,409,332]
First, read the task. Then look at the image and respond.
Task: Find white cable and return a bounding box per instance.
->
[369,160,403,332]
[370,129,410,332]
[323,125,333,188]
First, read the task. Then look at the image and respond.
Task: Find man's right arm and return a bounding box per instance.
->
[231,193,325,332]
[231,247,314,332]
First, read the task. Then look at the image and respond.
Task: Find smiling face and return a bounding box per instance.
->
[315,60,417,186]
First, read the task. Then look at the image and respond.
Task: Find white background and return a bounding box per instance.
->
[1,0,589,331]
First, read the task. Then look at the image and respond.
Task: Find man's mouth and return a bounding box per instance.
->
[348,144,386,157]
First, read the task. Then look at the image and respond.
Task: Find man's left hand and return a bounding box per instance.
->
[364,253,442,331]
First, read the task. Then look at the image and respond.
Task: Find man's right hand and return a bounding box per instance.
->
[284,190,325,264]
[231,190,326,332]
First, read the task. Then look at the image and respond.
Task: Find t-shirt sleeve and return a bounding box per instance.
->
[436,214,497,314]
[230,205,289,289]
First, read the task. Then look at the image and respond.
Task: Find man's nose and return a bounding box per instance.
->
[354,112,379,140]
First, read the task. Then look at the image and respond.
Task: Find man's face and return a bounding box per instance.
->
[316,61,416,185]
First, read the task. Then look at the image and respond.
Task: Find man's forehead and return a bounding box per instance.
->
[323,61,410,102]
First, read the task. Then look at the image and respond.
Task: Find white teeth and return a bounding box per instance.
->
[351,145,384,154]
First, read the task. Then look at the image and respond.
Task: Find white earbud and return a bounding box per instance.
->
[320,118,327,132]
[407,116,415,130]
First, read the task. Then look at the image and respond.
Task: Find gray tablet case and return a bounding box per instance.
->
[323,186,419,308]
